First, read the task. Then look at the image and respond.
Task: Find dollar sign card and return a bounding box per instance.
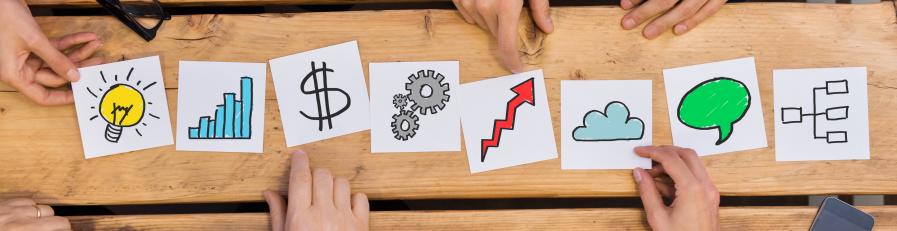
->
[72,56,174,159]
[269,41,371,147]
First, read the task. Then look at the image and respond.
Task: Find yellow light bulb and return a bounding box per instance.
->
[98,84,145,142]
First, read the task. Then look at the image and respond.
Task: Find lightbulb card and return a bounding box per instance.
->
[72,56,174,159]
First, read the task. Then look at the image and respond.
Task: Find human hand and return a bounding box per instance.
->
[0,0,103,106]
[264,150,370,231]
[633,146,720,231]
[0,198,72,231]
[451,0,553,73]
[620,0,726,39]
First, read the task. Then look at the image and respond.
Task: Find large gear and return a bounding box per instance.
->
[391,110,420,141]
[392,94,408,109]
[405,70,450,115]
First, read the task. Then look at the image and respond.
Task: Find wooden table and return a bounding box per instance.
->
[2,1,897,230]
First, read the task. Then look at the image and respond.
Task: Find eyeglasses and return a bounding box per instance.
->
[96,0,171,41]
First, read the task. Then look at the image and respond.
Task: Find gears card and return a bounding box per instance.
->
[369,61,461,153]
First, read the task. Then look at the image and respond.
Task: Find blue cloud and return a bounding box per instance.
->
[573,101,645,141]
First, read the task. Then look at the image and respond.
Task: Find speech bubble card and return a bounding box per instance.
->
[369,61,461,153]
[73,56,174,159]
[561,80,652,169]
[269,41,371,147]
[460,70,557,173]
[773,67,870,161]
[663,57,767,156]
[175,61,267,153]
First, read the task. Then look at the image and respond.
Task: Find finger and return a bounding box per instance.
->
[3,198,36,207]
[50,32,99,51]
[287,150,312,210]
[34,69,70,88]
[77,57,104,68]
[312,168,334,207]
[12,205,53,218]
[64,40,103,64]
[38,216,71,230]
[333,178,352,211]
[620,0,677,30]
[452,0,476,24]
[653,178,676,198]
[461,0,488,30]
[646,164,666,178]
[9,78,74,106]
[28,37,80,82]
[497,3,524,73]
[642,0,706,39]
[528,0,554,33]
[675,147,712,183]
[480,2,500,37]
[634,146,697,186]
[634,168,669,227]
[621,0,644,10]
[673,0,726,35]
[351,193,370,225]
[263,190,286,231]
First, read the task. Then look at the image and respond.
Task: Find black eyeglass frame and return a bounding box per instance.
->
[96,0,172,41]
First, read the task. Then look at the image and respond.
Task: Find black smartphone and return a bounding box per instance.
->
[810,197,874,231]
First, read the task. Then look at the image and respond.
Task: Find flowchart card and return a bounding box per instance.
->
[561,80,652,169]
[175,61,267,153]
[369,61,461,153]
[460,70,557,173]
[663,57,768,156]
[774,67,870,161]
[72,56,174,159]
[269,41,371,147]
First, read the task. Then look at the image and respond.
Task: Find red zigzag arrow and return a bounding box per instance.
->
[480,77,536,162]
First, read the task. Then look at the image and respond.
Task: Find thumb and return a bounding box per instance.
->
[263,190,286,231]
[28,37,80,82]
[528,0,554,33]
[634,168,669,228]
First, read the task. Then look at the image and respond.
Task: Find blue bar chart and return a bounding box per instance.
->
[188,77,254,139]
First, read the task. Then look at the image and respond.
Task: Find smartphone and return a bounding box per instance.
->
[810,197,874,231]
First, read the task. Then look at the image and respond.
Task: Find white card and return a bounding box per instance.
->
[369,61,461,153]
[72,56,174,159]
[460,70,557,173]
[663,57,768,156]
[175,61,267,153]
[773,67,870,161]
[269,41,371,147]
[561,80,652,169]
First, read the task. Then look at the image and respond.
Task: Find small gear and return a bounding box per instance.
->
[391,110,420,141]
[405,70,450,115]
[392,94,408,109]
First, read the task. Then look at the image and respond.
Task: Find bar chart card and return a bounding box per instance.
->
[176,61,267,153]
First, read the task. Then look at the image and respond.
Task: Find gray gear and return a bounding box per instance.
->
[393,94,408,109]
[405,70,450,115]
[391,110,420,141]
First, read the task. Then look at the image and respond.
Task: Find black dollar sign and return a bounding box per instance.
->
[299,61,352,131]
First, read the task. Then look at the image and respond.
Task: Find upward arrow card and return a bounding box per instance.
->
[459,70,557,174]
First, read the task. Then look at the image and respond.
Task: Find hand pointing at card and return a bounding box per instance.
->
[632,145,720,230]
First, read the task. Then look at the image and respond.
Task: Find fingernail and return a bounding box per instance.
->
[67,69,80,81]
[621,0,632,9]
[622,18,636,29]
[643,25,658,39]
[633,168,643,183]
[293,149,306,155]
[674,24,688,35]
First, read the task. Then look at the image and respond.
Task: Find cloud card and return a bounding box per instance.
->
[369,61,461,153]
[269,41,371,147]
[72,56,174,159]
[175,61,267,153]
[773,67,870,161]
[561,80,652,169]
[460,70,557,173]
[663,57,768,156]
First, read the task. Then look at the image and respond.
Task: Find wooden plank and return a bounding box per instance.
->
[67,206,897,230]
[25,0,449,7]
[1,3,896,205]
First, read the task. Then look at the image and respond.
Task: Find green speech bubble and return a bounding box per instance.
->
[677,77,751,145]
